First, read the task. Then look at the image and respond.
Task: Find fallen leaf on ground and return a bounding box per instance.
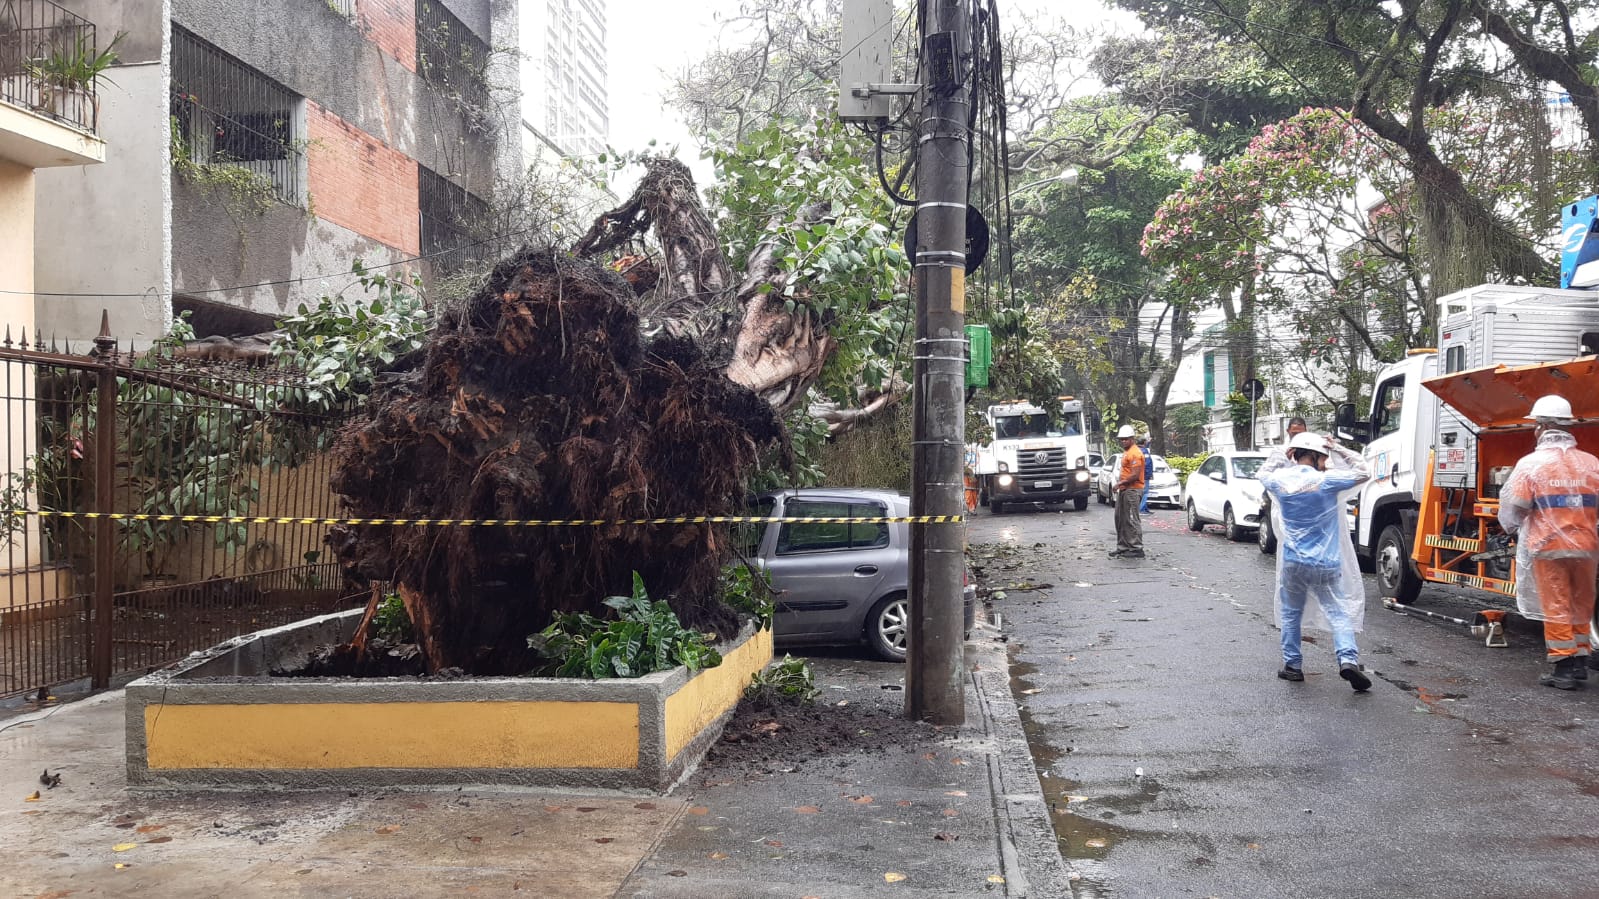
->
[795,806,819,814]
[942,809,958,817]
[666,870,687,877]
[687,806,709,815]
[944,790,967,797]
[922,753,937,761]
[848,795,874,804]
[543,806,562,813]
[755,721,782,734]
[576,807,599,812]
[1063,795,1088,803]
[112,843,136,852]
[113,863,130,870]
[764,839,783,848]
[836,700,849,706]
[594,838,613,844]
[884,872,907,883]
[988,875,1006,884]
[24,791,40,802]
[1020,688,1041,695]
[935,832,959,841]
[634,802,656,810]
[145,836,172,845]
[1247,842,1261,849]
[895,800,912,807]
[135,825,164,834]
[1085,838,1108,849]
[466,836,483,844]
[950,758,967,766]
[374,826,400,835]
[710,852,728,860]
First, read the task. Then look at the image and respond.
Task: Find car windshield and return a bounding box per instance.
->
[994,413,1061,439]
[1231,457,1265,479]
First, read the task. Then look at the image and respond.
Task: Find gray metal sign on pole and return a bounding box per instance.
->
[905,0,969,725]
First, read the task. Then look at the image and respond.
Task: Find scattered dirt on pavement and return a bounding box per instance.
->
[706,693,940,774]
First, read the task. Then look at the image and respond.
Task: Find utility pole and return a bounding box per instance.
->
[905,0,970,725]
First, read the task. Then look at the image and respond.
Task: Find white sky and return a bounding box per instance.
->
[600,0,1138,191]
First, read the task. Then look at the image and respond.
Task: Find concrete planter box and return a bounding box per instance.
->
[126,608,772,791]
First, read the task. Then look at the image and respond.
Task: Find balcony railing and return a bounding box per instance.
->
[0,0,101,134]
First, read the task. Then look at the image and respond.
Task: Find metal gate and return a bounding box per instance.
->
[0,318,363,699]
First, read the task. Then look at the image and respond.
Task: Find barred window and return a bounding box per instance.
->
[415,0,490,103]
[170,25,303,205]
[419,166,491,274]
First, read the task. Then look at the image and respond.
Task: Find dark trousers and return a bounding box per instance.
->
[1115,488,1143,552]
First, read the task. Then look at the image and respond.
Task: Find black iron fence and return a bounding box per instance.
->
[0,0,101,134]
[0,319,364,700]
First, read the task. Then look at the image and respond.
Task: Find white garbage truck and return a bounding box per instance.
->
[1336,283,1599,602]
[969,399,1094,513]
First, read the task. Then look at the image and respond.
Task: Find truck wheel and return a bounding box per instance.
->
[1377,523,1423,603]
[1185,500,1204,532]
[989,498,1005,514]
[1258,512,1277,554]
[866,593,909,662]
[1074,495,1088,512]
[1224,505,1246,542]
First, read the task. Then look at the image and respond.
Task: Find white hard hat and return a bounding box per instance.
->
[1527,394,1574,423]
[1288,432,1329,455]
[1116,425,1137,439]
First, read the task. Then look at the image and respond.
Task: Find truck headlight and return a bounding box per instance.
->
[1075,456,1086,468]
[1075,471,1089,482]
[997,474,1014,487]
[998,462,1009,473]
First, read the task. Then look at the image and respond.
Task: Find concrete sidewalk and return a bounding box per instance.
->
[0,623,1066,898]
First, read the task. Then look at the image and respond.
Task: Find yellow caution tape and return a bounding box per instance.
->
[5,510,964,527]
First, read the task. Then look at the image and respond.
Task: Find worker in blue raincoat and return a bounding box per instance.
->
[1261,432,1372,691]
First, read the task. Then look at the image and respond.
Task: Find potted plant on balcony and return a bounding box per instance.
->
[25,30,122,130]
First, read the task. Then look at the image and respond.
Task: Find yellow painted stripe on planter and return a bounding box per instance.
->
[664,627,774,761]
[144,701,639,770]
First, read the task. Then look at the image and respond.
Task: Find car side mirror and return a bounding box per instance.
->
[1208,471,1226,482]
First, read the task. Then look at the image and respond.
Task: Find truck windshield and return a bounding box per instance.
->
[994,414,1061,439]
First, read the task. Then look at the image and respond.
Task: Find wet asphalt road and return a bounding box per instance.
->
[971,500,1599,899]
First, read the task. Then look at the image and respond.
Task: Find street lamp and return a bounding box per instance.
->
[1010,167,1079,198]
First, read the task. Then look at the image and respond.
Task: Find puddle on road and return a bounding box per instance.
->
[1011,655,1119,897]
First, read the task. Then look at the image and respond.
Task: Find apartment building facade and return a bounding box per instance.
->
[34,0,521,343]
[520,0,605,159]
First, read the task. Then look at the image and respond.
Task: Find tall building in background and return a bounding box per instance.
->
[520,0,608,158]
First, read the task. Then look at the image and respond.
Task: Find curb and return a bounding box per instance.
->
[967,626,1073,898]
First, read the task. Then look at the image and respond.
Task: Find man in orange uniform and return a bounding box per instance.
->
[1499,395,1599,690]
[1109,425,1145,559]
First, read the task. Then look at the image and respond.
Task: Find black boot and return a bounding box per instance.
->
[1575,655,1591,682]
[1539,657,1579,691]
[1339,662,1372,692]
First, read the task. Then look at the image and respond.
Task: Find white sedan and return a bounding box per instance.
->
[1183,451,1268,541]
[1146,455,1182,508]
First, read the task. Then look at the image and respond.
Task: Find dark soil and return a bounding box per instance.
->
[705,692,940,775]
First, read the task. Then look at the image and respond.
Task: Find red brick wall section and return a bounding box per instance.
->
[307,102,421,255]
[357,0,417,71]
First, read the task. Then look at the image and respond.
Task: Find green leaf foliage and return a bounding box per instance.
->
[530,572,724,679]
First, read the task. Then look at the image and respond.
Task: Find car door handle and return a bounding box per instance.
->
[853,565,879,576]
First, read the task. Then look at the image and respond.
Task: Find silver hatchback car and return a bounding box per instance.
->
[740,488,973,661]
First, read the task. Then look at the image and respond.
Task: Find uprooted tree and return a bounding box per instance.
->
[319,143,908,675]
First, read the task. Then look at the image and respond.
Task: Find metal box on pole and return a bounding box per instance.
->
[838,0,896,121]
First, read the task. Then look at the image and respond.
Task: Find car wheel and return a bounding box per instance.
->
[1376,523,1423,603]
[1185,500,1204,532]
[1074,495,1088,512]
[866,593,910,662]
[1258,510,1277,554]
[1224,505,1246,542]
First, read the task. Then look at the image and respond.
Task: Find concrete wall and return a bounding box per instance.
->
[34,61,171,344]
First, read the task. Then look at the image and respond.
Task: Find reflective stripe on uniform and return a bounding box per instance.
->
[1532,493,1599,509]
[1546,638,1578,649]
